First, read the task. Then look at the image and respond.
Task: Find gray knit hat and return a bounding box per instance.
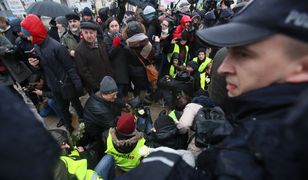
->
[100,76,118,94]
[55,16,68,28]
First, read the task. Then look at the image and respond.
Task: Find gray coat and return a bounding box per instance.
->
[0,35,32,85]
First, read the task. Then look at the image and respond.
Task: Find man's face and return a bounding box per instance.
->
[82,29,97,43]
[68,19,80,31]
[218,35,301,97]
[102,92,118,102]
[198,52,205,61]
[83,15,92,22]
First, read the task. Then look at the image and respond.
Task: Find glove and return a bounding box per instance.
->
[112,36,121,47]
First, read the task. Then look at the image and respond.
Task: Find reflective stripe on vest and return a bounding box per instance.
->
[193,57,212,72]
[105,130,145,172]
[200,72,206,90]
[60,155,102,180]
[167,44,189,64]
[168,110,179,123]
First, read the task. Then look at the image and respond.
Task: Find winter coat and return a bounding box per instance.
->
[48,26,60,42]
[196,83,308,180]
[0,47,32,84]
[1,26,17,44]
[83,92,124,140]
[177,103,203,134]
[21,15,83,96]
[280,90,308,180]
[146,115,188,150]
[74,39,113,92]
[61,30,80,51]
[108,40,130,85]
[102,128,144,154]
[172,15,193,42]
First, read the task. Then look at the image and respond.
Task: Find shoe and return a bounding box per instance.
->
[56,120,64,127]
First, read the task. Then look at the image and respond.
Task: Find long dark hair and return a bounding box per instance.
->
[105,17,120,32]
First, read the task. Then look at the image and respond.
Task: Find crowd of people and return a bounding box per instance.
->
[0,0,308,179]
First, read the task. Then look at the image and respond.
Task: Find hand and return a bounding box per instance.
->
[28,57,39,67]
[154,36,160,43]
[112,36,121,47]
[171,38,177,44]
[70,50,75,57]
[32,89,43,96]
[76,146,85,152]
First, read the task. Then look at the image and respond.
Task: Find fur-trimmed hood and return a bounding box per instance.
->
[110,128,143,147]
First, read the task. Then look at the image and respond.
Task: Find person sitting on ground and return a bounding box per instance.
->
[192,47,212,73]
[169,53,186,78]
[100,113,145,177]
[51,128,104,180]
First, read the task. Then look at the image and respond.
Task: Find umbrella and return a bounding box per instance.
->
[26,1,72,17]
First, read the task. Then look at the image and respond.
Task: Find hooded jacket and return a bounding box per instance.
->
[172,15,193,42]
[21,15,83,95]
[21,14,47,45]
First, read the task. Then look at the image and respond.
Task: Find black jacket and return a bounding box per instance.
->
[84,92,124,140]
[103,32,129,85]
[35,36,83,95]
[146,115,188,150]
[197,83,308,180]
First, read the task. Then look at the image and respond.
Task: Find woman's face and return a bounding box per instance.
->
[109,20,120,33]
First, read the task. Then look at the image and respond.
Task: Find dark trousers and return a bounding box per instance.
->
[53,93,83,127]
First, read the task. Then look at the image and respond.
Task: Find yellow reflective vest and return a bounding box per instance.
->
[168,110,179,123]
[60,148,102,180]
[167,44,189,64]
[193,57,212,73]
[105,130,145,172]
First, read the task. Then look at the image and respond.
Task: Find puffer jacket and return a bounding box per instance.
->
[84,92,124,140]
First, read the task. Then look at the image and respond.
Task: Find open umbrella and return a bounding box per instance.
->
[26,1,72,17]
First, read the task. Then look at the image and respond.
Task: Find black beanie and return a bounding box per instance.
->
[187,61,199,71]
[126,21,143,38]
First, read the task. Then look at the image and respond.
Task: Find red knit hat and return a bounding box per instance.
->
[116,113,136,134]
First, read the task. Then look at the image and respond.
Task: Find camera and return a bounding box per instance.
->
[24,84,36,95]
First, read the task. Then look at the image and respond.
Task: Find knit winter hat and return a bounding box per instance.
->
[100,76,118,94]
[55,16,68,28]
[186,61,199,71]
[143,6,156,15]
[82,7,93,16]
[116,113,136,134]
[126,21,143,38]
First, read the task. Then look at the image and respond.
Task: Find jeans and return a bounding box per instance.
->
[95,154,115,180]
[40,98,62,117]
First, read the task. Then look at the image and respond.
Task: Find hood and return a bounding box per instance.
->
[21,14,47,44]
[180,15,191,28]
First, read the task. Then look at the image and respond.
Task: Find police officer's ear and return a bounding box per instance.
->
[285,57,308,83]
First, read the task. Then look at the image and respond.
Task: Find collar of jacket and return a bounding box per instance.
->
[84,38,98,49]
[230,83,308,121]
[37,35,50,47]
[0,25,11,33]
